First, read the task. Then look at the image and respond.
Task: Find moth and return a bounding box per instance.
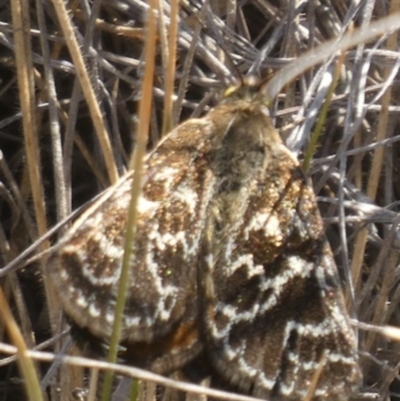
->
[47,78,361,400]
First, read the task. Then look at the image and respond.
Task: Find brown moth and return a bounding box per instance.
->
[47,79,361,401]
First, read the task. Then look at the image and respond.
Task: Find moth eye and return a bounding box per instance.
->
[243,75,261,87]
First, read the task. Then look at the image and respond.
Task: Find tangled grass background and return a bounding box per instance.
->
[1,0,400,400]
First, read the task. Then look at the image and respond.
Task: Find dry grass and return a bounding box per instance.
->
[1,0,400,400]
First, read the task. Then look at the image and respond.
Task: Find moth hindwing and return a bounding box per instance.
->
[47,79,361,400]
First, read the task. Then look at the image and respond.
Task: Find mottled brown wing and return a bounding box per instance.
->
[46,117,219,371]
[199,107,361,400]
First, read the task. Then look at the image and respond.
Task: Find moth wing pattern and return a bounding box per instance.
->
[198,93,361,400]
[47,81,361,397]
[47,117,220,371]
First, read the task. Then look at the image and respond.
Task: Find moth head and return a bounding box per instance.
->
[221,75,271,106]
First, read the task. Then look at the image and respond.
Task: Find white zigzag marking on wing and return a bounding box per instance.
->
[244,213,283,243]
[211,255,315,339]
[124,180,212,327]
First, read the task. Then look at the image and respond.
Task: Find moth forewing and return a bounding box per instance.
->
[47,117,214,370]
[199,84,360,400]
